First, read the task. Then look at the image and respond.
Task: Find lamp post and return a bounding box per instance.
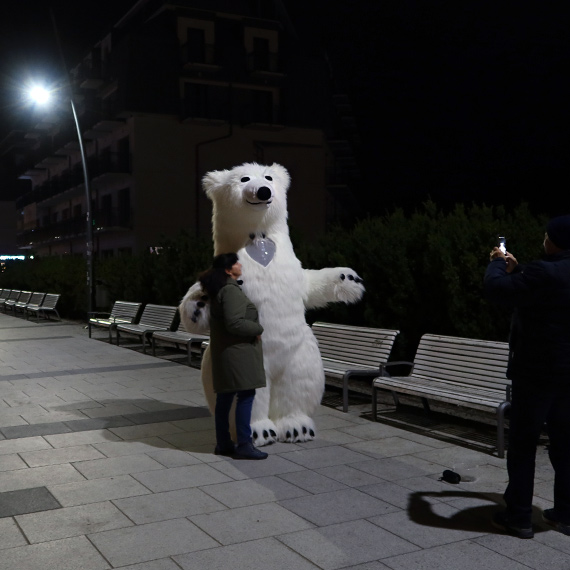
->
[27,85,95,315]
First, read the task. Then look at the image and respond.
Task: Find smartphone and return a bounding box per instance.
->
[498,236,507,255]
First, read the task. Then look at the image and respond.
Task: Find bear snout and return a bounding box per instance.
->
[256,186,272,201]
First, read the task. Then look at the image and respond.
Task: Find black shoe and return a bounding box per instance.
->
[214,443,235,457]
[233,442,268,460]
[543,509,570,536]
[492,511,534,539]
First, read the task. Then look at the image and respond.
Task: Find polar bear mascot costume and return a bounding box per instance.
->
[180,162,364,445]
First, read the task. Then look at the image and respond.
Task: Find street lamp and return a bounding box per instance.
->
[27,82,95,315]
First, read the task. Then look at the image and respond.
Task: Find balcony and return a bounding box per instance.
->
[16,207,132,248]
[180,43,220,70]
[246,52,283,75]
[15,152,131,208]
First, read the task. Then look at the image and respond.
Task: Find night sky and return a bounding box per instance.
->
[1,1,569,217]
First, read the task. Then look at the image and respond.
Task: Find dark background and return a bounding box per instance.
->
[1,1,569,217]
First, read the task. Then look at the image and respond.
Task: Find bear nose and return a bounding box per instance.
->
[256,187,272,201]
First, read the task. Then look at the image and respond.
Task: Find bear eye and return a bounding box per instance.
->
[240,177,250,183]
[265,176,272,181]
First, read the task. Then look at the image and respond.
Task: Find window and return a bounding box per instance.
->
[185,28,206,63]
[184,83,230,121]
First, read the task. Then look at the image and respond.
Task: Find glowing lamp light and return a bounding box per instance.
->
[28,85,52,105]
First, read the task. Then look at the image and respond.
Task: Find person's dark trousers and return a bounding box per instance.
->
[504,378,570,526]
[215,389,256,446]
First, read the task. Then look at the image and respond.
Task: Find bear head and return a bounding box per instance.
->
[203,163,290,246]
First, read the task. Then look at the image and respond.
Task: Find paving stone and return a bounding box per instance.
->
[0,486,61,518]
[283,445,374,469]
[190,502,313,545]
[0,436,52,456]
[314,414,362,430]
[44,428,123,448]
[0,536,111,570]
[280,488,399,526]
[92,438,177,458]
[208,454,305,480]
[72,454,166,479]
[315,464,386,488]
[279,519,419,570]
[346,436,437,458]
[111,560,181,570]
[64,416,137,432]
[132,463,233,492]
[383,539,533,570]
[474,533,570,569]
[0,453,28,472]
[20,444,106,467]
[0,516,28,549]
[157,429,218,450]
[48,475,152,507]
[107,422,185,440]
[113,487,227,524]
[291,428,364,448]
[278,469,349,494]
[16,501,133,543]
[174,536,320,570]
[201,476,309,508]
[144,448,204,468]
[89,518,218,567]
[370,501,489,548]
[349,457,440,482]
[0,464,85,492]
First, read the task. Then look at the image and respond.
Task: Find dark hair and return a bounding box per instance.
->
[198,252,239,298]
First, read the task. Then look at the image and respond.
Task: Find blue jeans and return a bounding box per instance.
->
[505,378,570,525]
[215,389,256,446]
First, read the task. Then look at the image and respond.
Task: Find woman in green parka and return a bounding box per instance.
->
[199,253,268,460]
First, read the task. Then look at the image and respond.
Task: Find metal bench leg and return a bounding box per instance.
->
[187,345,192,366]
[152,338,157,357]
[496,401,511,459]
[88,323,92,338]
[390,390,400,407]
[371,385,378,421]
[421,397,431,412]
[342,372,350,413]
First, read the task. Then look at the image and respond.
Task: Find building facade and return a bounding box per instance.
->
[2,0,360,258]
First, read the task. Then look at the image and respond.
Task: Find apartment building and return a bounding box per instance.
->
[2,0,360,257]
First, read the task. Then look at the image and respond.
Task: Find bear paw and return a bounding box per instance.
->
[274,415,316,443]
[251,419,278,447]
[335,269,365,304]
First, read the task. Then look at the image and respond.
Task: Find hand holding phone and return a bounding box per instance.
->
[498,236,507,255]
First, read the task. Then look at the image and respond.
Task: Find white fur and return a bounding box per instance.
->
[180,162,364,445]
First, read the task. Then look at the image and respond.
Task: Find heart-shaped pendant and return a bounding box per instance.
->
[245,236,276,267]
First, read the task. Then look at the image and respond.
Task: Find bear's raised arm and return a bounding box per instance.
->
[303,267,365,310]
[179,282,210,334]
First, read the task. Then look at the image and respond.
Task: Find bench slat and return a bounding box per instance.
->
[371,332,511,458]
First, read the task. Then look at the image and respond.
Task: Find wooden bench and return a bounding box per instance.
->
[88,301,143,343]
[312,321,400,412]
[371,333,511,457]
[116,304,178,353]
[25,293,61,321]
[151,319,209,366]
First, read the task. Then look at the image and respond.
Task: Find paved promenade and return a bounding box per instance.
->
[0,312,566,569]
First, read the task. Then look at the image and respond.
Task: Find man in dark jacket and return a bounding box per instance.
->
[484,215,570,539]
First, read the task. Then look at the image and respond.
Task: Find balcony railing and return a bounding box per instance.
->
[15,152,131,208]
[180,43,218,67]
[16,207,132,248]
[246,52,282,74]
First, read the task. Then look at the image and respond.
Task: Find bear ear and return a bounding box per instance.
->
[202,169,230,197]
[269,163,291,191]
